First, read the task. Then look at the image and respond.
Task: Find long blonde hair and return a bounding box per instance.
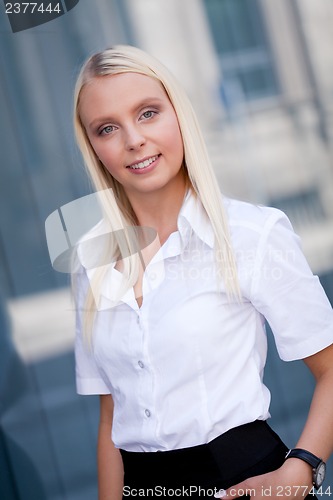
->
[73,45,240,341]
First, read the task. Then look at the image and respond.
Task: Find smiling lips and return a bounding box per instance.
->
[127,154,160,170]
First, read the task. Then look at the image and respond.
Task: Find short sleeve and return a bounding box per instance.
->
[250,210,333,361]
[73,268,111,395]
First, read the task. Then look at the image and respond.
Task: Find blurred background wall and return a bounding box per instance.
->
[0,0,333,498]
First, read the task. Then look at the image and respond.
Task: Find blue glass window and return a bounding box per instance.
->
[204,0,279,101]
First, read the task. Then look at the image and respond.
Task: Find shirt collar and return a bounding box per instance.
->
[177,189,214,249]
[85,190,215,309]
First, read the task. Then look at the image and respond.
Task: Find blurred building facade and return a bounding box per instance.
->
[1,0,333,498]
[125,0,333,278]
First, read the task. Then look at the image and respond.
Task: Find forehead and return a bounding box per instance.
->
[79,72,169,116]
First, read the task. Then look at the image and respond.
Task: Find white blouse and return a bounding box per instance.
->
[75,192,333,452]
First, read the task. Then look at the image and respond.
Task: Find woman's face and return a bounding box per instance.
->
[79,72,185,201]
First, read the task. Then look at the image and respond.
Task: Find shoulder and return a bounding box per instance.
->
[221,196,297,265]
[223,196,288,234]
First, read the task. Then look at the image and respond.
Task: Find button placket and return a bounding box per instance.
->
[135,309,155,434]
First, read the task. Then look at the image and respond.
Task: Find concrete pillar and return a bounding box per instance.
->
[294,0,333,97]
[259,0,311,102]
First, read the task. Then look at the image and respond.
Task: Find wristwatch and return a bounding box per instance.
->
[285,448,326,489]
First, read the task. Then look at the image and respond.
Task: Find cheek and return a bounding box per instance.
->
[173,132,184,165]
[162,117,184,158]
[91,141,120,170]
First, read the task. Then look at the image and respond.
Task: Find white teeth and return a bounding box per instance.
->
[129,155,158,169]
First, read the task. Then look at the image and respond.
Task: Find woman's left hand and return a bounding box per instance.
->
[214,458,313,499]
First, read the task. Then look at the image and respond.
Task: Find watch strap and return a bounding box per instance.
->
[285,448,326,489]
[285,448,322,468]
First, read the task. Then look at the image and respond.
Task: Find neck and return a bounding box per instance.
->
[126,175,188,245]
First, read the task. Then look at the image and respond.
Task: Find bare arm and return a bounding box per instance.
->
[272,342,333,491]
[294,342,333,460]
[98,394,124,500]
[219,342,333,499]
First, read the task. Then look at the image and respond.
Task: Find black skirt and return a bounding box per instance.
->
[120,420,316,499]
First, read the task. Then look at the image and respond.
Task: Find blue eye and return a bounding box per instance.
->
[141,110,156,120]
[100,125,115,136]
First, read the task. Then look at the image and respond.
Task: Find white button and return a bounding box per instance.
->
[145,409,151,417]
[138,361,144,369]
[136,316,140,324]
[150,273,156,281]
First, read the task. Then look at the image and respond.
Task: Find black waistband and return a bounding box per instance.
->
[121,420,282,457]
[120,420,287,487]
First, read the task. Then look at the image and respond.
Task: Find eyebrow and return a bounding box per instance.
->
[87,97,165,130]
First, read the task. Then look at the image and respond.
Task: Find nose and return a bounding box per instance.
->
[124,125,146,151]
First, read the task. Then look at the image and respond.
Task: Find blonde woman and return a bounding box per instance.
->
[73,45,333,499]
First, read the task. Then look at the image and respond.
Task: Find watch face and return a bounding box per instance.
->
[315,462,326,488]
